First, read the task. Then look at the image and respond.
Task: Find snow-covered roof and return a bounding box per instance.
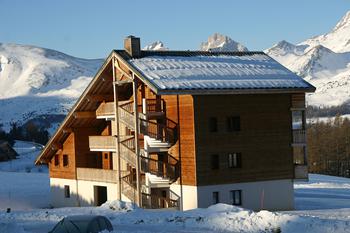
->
[117,51,315,94]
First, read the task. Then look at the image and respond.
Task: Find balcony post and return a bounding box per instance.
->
[133,74,141,207]
[113,57,122,200]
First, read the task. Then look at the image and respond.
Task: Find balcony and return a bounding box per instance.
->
[76,167,118,183]
[89,136,117,152]
[294,164,308,180]
[292,129,306,145]
[96,102,115,119]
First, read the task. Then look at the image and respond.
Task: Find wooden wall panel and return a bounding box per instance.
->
[163,95,197,186]
[49,133,76,179]
[291,93,305,108]
[193,94,294,186]
[74,127,102,169]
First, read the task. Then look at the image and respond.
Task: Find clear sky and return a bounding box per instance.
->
[0,0,349,58]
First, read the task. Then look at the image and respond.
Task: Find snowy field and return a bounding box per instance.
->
[0,140,47,173]
[1,142,350,232]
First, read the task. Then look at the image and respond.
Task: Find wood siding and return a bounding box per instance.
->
[163,95,196,186]
[49,133,76,179]
[193,94,294,186]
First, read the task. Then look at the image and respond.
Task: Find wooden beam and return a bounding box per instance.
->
[86,94,114,102]
[62,128,73,134]
[74,111,96,119]
[115,59,132,81]
[51,143,62,150]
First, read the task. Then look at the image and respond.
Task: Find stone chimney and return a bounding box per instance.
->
[124,35,141,58]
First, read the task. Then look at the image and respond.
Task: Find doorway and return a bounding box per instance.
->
[94,186,107,206]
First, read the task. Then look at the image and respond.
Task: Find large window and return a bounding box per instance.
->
[64,185,70,198]
[209,117,218,132]
[230,190,242,206]
[54,154,59,166]
[228,153,242,168]
[212,192,219,204]
[227,116,240,132]
[211,154,219,170]
[63,154,69,167]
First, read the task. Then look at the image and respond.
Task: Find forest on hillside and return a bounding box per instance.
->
[308,116,350,177]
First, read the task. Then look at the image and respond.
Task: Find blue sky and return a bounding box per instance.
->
[0,0,349,58]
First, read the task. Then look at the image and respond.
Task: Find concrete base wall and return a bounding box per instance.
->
[171,179,294,211]
[51,178,294,211]
[50,178,119,208]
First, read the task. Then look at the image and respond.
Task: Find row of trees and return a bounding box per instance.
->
[0,122,49,146]
[307,116,350,177]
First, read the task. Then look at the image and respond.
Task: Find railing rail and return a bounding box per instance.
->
[96,102,115,117]
[141,192,179,209]
[293,129,306,144]
[139,119,178,145]
[76,168,118,183]
[119,101,135,129]
[121,173,137,202]
[89,136,116,151]
[140,154,180,181]
[119,137,137,166]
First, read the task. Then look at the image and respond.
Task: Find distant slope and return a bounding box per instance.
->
[265,11,350,106]
[0,43,103,131]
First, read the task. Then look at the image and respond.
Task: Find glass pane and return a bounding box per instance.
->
[292,111,303,130]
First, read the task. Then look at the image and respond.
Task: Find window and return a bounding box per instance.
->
[227,116,240,132]
[211,154,219,170]
[212,192,219,204]
[104,153,108,159]
[54,154,59,166]
[64,185,70,198]
[292,110,305,130]
[228,153,242,168]
[209,117,218,132]
[63,154,69,167]
[230,190,242,205]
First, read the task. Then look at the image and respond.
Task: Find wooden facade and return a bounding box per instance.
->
[38,37,314,210]
[194,94,294,185]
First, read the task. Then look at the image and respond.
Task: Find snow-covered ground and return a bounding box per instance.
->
[0,140,47,173]
[1,142,350,232]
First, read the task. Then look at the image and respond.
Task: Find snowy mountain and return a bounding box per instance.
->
[300,11,350,53]
[200,33,248,52]
[266,11,350,106]
[0,43,103,131]
[143,41,168,51]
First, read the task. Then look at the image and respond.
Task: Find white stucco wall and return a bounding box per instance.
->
[76,180,119,207]
[50,178,79,207]
[171,179,293,211]
[170,184,198,211]
[50,178,119,207]
[196,179,294,211]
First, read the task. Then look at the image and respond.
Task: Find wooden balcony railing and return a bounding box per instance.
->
[89,136,116,152]
[96,102,115,118]
[140,154,180,182]
[294,164,308,180]
[76,168,118,183]
[292,129,306,144]
[141,192,179,209]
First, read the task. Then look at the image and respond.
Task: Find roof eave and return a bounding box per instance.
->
[34,51,116,165]
[156,87,316,95]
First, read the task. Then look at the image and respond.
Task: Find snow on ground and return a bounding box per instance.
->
[2,144,350,232]
[0,171,49,211]
[0,140,47,173]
